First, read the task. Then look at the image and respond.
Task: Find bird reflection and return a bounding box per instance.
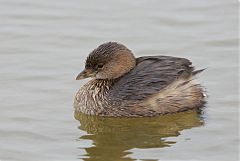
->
[74,110,204,161]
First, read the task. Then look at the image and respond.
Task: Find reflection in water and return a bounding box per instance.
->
[74,110,204,161]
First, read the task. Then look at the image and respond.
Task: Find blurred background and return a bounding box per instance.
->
[0,0,238,161]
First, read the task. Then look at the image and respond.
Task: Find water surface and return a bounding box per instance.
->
[0,0,238,161]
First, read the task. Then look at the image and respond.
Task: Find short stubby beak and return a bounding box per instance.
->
[76,69,96,80]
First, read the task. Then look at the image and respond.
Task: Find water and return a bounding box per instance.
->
[0,0,238,161]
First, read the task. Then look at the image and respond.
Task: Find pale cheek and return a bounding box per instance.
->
[96,72,107,79]
[96,70,114,79]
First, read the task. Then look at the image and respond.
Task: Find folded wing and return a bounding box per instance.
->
[108,56,195,102]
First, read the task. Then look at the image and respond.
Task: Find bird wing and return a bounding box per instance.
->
[108,56,194,102]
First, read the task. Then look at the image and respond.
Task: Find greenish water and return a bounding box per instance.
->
[0,0,238,161]
[74,110,204,161]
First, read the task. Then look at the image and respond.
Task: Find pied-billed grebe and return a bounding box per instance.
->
[74,42,205,117]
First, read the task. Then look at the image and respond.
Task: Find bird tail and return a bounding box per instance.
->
[192,68,206,76]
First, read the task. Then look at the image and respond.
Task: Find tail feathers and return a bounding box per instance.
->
[192,68,206,76]
[143,77,205,114]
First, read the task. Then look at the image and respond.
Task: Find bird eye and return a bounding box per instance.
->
[85,64,91,68]
[98,64,104,69]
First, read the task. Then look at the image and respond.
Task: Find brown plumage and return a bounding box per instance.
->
[74,42,205,117]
